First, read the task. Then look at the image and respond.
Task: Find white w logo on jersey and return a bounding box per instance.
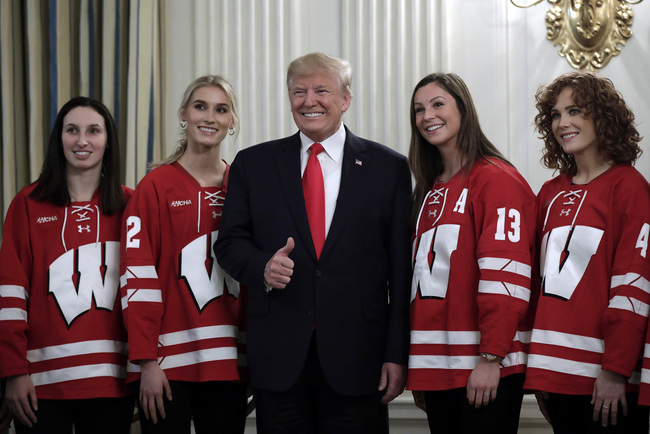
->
[540,225,604,301]
[411,224,460,302]
[179,230,239,311]
[48,242,120,328]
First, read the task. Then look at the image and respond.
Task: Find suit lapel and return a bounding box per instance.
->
[275,133,317,259]
[321,127,369,259]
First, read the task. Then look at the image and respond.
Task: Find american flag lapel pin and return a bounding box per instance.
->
[355,159,362,166]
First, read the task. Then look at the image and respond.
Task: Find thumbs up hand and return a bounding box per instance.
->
[263,237,295,289]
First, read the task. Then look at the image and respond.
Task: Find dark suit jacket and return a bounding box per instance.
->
[215,127,412,396]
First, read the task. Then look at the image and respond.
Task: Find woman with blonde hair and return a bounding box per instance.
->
[120,75,247,434]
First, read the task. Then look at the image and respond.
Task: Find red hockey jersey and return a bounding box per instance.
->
[120,162,245,383]
[525,165,650,396]
[407,158,536,391]
[0,184,133,399]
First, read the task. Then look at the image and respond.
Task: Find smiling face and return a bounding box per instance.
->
[181,85,234,150]
[289,71,352,143]
[413,82,461,151]
[61,106,107,175]
[551,87,599,159]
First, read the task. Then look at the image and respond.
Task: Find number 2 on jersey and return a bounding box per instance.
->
[126,216,141,248]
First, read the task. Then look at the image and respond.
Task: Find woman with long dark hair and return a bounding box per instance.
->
[407,73,536,433]
[0,97,133,433]
[120,75,247,434]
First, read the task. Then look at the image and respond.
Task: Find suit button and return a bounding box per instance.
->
[315,270,322,276]
[307,309,314,316]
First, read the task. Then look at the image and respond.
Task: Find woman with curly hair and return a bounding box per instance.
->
[525,71,650,433]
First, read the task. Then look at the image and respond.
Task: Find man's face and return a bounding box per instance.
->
[289,72,352,143]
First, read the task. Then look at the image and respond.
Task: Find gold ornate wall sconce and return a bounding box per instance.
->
[511,0,644,70]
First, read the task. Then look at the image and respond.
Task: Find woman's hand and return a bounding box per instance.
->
[139,360,172,424]
[5,375,37,427]
[591,369,627,427]
[466,356,501,408]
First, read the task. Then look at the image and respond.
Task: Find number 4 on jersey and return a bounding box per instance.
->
[637,223,649,258]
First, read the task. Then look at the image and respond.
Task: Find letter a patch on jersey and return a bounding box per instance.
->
[453,188,468,214]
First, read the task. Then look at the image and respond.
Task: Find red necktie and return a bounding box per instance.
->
[303,143,325,258]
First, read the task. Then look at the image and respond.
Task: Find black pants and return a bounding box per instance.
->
[424,373,524,434]
[14,396,134,434]
[138,380,247,434]
[254,335,388,434]
[545,392,649,434]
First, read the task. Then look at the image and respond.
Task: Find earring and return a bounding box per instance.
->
[228,128,235,136]
[180,121,187,129]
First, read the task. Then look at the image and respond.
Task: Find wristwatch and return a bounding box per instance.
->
[480,352,501,362]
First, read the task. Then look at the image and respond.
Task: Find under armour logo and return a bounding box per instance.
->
[560,209,571,216]
[78,225,91,233]
[429,188,445,205]
[212,210,222,219]
[204,191,225,207]
[428,209,438,218]
[563,190,582,206]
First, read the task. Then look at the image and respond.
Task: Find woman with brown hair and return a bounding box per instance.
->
[525,71,650,433]
[407,73,536,433]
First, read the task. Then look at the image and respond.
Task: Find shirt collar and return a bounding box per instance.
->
[300,124,346,163]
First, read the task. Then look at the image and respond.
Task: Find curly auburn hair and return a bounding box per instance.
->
[534,71,641,174]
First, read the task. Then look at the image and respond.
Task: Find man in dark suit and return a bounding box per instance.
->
[215,52,412,433]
